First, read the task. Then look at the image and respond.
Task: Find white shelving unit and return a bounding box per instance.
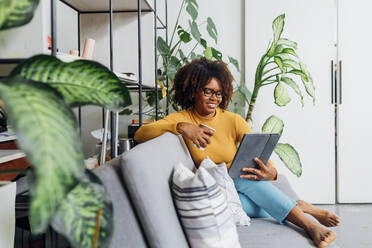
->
[0,0,168,158]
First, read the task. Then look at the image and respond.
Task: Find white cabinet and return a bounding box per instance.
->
[337,0,372,203]
[245,0,337,203]
[246,0,372,203]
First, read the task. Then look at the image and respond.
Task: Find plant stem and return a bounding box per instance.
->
[92,208,102,248]
[262,66,279,76]
[246,85,259,123]
[261,73,281,83]
[260,81,277,86]
[170,40,182,56]
[246,54,267,122]
[186,43,199,59]
[169,0,186,47]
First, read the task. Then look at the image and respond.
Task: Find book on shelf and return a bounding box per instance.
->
[114,72,138,84]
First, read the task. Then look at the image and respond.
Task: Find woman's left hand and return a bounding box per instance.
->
[240,158,277,181]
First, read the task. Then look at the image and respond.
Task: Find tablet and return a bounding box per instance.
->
[228,133,280,178]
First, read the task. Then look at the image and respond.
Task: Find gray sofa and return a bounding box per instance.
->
[93,132,339,248]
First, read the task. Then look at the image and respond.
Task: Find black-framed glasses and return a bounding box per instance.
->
[202,88,223,99]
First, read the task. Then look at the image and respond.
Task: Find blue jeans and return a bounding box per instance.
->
[233,178,297,224]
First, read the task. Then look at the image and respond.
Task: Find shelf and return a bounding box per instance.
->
[0,150,25,164]
[0,59,25,64]
[60,0,166,29]
[123,81,161,92]
[61,0,154,13]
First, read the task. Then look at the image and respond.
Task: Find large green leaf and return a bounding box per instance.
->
[0,0,39,31]
[277,38,298,49]
[228,56,240,72]
[228,90,246,118]
[282,48,298,57]
[203,47,213,60]
[10,55,131,110]
[283,59,301,70]
[274,143,302,177]
[185,0,198,8]
[146,90,163,107]
[288,69,315,102]
[157,36,170,55]
[211,47,222,60]
[0,77,84,233]
[275,53,293,61]
[274,56,284,73]
[267,14,285,56]
[189,20,201,42]
[274,45,285,54]
[262,115,284,135]
[166,64,177,82]
[206,17,218,44]
[177,25,191,44]
[281,76,304,106]
[52,172,113,248]
[272,14,285,44]
[274,82,291,106]
[169,56,181,68]
[186,2,198,21]
[178,50,189,64]
[200,38,207,49]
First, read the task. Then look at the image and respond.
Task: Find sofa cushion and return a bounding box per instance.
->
[200,157,250,226]
[93,157,147,248]
[120,133,194,248]
[172,162,241,248]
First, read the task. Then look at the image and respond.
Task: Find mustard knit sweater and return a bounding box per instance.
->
[134,108,251,169]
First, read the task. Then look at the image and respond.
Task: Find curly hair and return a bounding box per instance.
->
[172,57,234,110]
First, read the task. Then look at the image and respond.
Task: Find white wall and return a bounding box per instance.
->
[167,0,244,85]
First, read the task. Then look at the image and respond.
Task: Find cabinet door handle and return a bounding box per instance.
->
[339,60,342,104]
[331,60,334,104]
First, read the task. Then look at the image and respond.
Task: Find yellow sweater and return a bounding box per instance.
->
[134,108,251,169]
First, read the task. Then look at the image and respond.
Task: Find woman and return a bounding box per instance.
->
[134,57,339,248]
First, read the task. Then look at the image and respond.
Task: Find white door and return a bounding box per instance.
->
[337,0,372,203]
[245,0,337,203]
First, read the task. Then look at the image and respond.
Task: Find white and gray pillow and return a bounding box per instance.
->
[199,157,250,226]
[172,162,241,248]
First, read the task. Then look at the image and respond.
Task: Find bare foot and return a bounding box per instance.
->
[297,200,341,227]
[306,223,337,248]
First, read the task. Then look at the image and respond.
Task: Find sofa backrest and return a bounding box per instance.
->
[93,157,148,248]
[120,132,195,248]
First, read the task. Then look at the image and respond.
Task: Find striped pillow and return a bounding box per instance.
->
[172,162,241,248]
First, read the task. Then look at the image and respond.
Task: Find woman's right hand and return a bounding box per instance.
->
[176,122,214,148]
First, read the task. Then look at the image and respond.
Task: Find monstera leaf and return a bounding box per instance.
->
[274,143,302,177]
[52,172,113,248]
[0,0,39,30]
[10,55,131,110]
[0,77,84,233]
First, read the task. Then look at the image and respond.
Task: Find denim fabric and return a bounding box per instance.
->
[233,178,297,223]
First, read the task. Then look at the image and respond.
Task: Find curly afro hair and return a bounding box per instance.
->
[172,57,234,110]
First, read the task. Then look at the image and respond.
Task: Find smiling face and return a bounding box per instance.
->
[194,77,223,118]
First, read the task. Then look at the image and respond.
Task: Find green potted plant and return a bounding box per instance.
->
[247,14,315,177]
[0,1,131,247]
